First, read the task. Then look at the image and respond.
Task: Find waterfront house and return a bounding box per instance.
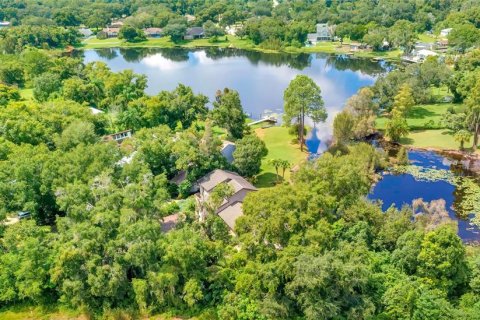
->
[144,27,163,38]
[307,23,333,45]
[184,27,205,40]
[195,169,257,230]
[78,28,93,38]
[101,27,120,38]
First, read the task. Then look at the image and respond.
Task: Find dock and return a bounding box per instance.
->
[248,116,278,126]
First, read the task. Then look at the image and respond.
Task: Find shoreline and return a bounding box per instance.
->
[77,36,403,61]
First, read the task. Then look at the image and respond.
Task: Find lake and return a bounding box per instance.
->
[80,47,479,241]
[81,47,389,149]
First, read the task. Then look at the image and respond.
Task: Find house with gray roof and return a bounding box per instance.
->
[184,27,204,40]
[307,23,333,45]
[195,169,257,230]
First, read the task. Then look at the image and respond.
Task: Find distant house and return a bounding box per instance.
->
[416,49,438,60]
[78,28,93,38]
[402,49,438,63]
[226,24,242,36]
[440,28,453,38]
[196,169,257,230]
[307,23,333,45]
[89,107,104,115]
[0,21,10,28]
[415,42,434,51]
[185,14,196,23]
[143,27,163,38]
[221,141,236,164]
[161,213,180,232]
[101,27,120,38]
[109,21,124,28]
[103,129,132,143]
[184,27,204,40]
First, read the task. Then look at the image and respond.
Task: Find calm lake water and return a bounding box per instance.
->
[80,48,479,241]
[81,47,389,150]
[369,149,480,242]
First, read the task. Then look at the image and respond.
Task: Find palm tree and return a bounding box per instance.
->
[269,159,282,183]
[279,160,291,179]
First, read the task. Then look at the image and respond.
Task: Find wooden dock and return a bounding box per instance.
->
[248,116,278,126]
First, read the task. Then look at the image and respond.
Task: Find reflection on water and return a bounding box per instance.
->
[80,48,388,124]
[369,150,480,242]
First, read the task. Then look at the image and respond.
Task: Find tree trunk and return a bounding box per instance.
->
[474,123,479,151]
[460,140,464,151]
[300,107,305,151]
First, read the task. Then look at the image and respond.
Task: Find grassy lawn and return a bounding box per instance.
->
[19,88,34,100]
[254,126,307,188]
[418,33,437,43]
[376,103,462,130]
[81,36,402,60]
[399,129,459,150]
[0,305,84,320]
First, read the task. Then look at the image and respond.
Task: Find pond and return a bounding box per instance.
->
[81,47,389,149]
[369,149,480,242]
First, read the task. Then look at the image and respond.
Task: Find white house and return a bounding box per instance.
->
[440,28,453,38]
[307,23,333,45]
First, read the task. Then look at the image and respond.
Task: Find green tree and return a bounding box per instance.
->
[454,130,471,151]
[118,25,146,42]
[333,111,355,144]
[33,72,61,102]
[0,83,20,106]
[212,88,246,139]
[396,146,409,165]
[393,83,415,117]
[448,24,480,52]
[386,114,409,142]
[233,134,268,177]
[417,225,468,294]
[389,20,417,52]
[284,75,326,151]
[466,84,480,150]
[164,18,187,43]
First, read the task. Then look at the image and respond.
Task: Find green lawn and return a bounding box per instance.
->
[376,103,462,130]
[418,33,437,43]
[254,126,307,188]
[399,129,459,150]
[0,305,83,320]
[19,88,33,100]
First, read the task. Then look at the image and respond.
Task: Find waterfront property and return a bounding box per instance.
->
[101,27,120,38]
[307,23,333,45]
[144,27,163,38]
[78,27,93,38]
[184,27,204,40]
[195,169,257,230]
